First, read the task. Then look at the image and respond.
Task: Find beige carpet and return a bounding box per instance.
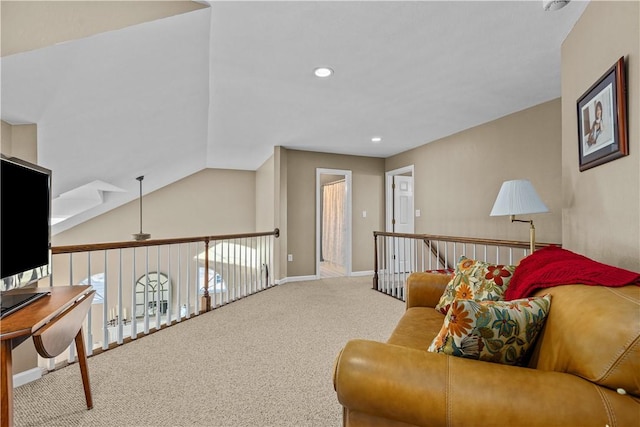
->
[13,276,405,427]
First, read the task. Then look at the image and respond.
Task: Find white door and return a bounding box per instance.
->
[393,175,414,234]
[393,175,414,272]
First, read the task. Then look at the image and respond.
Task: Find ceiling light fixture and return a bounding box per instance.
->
[132,175,151,241]
[371,136,383,143]
[542,0,570,11]
[314,67,333,78]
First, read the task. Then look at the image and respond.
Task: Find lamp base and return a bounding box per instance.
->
[529,225,536,254]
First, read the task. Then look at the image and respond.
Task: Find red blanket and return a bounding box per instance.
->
[505,246,640,300]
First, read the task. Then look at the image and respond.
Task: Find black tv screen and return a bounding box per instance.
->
[1,156,52,290]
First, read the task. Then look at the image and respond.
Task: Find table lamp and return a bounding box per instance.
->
[490,179,549,253]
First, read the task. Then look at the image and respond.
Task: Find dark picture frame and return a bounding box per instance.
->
[577,56,628,172]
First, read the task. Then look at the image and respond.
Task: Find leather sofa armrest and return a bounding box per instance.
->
[333,339,638,427]
[405,272,451,309]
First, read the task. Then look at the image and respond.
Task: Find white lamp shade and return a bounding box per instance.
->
[490,179,549,216]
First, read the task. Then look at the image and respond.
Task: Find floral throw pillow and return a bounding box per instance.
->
[427,295,552,366]
[434,256,516,315]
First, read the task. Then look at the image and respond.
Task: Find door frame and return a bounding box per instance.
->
[316,168,352,279]
[385,165,414,232]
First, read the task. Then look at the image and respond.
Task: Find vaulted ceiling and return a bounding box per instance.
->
[1,1,589,234]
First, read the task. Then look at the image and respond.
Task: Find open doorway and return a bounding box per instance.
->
[316,168,352,278]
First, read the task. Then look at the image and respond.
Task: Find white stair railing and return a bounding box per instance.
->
[41,229,279,369]
[373,231,559,301]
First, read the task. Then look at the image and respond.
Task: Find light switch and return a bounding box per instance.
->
[362,210,367,218]
[415,209,421,217]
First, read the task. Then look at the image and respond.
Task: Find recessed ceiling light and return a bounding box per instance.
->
[371,136,382,143]
[314,67,333,78]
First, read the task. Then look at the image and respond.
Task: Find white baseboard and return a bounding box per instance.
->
[350,270,374,277]
[277,275,318,284]
[276,271,374,284]
[13,367,44,388]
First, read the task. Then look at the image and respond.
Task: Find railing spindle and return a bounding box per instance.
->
[177,245,182,321]
[131,249,137,339]
[167,245,172,325]
[143,247,149,334]
[155,246,161,329]
[187,243,192,319]
[117,249,123,345]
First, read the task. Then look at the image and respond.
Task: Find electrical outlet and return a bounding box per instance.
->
[287,254,293,262]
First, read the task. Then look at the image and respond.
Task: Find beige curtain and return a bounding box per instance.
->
[322,180,345,265]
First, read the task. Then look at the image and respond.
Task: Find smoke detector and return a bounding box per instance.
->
[543,0,570,11]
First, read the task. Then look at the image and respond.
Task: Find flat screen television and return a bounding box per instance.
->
[1,155,52,295]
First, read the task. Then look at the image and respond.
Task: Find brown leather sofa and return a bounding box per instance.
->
[333,272,640,427]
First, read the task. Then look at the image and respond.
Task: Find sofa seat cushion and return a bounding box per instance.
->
[386,307,444,350]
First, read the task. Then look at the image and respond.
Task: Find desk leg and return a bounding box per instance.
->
[74,329,93,410]
[1,340,13,427]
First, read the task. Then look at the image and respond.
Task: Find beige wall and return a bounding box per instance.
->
[1,1,206,57]
[561,1,639,271]
[352,168,386,271]
[386,99,563,245]
[285,149,385,277]
[274,147,288,280]
[53,168,256,246]
[255,154,275,232]
[1,120,12,154]
[1,121,38,163]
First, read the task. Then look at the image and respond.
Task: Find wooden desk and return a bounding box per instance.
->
[1,285,94,427]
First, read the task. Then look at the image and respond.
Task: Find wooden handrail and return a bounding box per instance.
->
[373,231,557,250]
[52,228,280,254]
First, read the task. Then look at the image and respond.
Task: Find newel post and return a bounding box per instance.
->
[201,239,212,313]
[373,232,379,290]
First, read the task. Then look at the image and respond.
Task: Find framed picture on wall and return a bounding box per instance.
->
[577,56,628,172]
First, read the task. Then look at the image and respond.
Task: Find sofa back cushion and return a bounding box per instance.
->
[529,284,640,397]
